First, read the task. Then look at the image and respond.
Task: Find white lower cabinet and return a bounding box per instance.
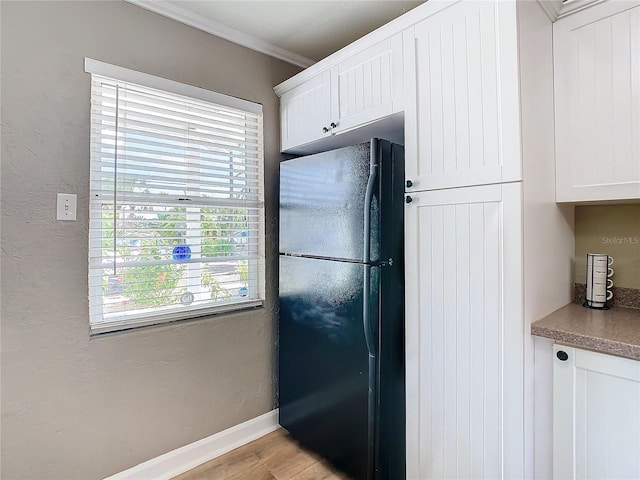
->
[404,183,524,479]
[553,345,640,479]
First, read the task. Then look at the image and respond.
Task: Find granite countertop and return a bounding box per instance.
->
[531,303,640,360]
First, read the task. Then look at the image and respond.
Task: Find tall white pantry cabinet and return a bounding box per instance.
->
[275,1,574,478]
[403,1,573,478]
[405,1,573,480]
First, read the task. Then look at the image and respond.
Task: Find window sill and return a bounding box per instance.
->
[89,299,263,336]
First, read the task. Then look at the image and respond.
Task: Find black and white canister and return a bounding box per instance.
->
[584,253,614,309]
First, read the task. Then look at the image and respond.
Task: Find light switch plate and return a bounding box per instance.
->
[57,193,77,221]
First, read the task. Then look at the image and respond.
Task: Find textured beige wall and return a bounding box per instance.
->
[0,2,300,479]
[575,205,640,289]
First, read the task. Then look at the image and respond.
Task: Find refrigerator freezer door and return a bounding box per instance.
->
[280,143,374,262]
[279,254,378,479]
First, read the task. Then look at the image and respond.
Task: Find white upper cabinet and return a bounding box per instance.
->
[331,33,404,135]
[404,1,521,191]
[280,70,332,152]
[277,32,404,153]
[554,1,640,202]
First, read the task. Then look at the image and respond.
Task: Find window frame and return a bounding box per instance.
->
[85,58,265,335]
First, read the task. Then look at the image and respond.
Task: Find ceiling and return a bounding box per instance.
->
[127,1,426,67]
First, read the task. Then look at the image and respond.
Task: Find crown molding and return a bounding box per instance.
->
[537,0,563,21]
[537,0,607,22]
[125,0,315,68]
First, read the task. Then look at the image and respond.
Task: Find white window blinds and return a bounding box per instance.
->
[87,60,265,334]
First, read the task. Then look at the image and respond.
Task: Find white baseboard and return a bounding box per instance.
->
[104,409,279,480]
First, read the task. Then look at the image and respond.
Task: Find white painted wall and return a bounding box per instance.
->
[0,2,301,479]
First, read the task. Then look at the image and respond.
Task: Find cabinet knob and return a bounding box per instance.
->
[406,180,413,188]
[322,126,329,133]
[405,196,413,204]
[556,350,569,361]
[330,122,337,129]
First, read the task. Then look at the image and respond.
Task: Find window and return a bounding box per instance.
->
[86,59,264,334]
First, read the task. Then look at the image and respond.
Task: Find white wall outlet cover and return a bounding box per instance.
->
[56,193,77,221]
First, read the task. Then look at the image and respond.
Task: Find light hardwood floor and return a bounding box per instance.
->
[171,428,353,480]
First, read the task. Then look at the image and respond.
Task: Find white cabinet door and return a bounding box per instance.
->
[280,70,331,152]
[405,183,524,480]
[331,32,403,134]
[279,33,404,152]
[553,345,640,479]
[404,1,521,191]
[554,2,640,202]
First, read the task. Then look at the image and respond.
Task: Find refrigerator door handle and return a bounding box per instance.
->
[363,141,378,359]
[363,139,380,479]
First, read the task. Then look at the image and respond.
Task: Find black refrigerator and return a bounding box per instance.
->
[278,138,405,480]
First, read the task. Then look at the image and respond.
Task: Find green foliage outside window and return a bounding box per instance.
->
[201,268,232,301]
[101,204,250,308]
[122,263,184,306]
[236,260,249,283]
